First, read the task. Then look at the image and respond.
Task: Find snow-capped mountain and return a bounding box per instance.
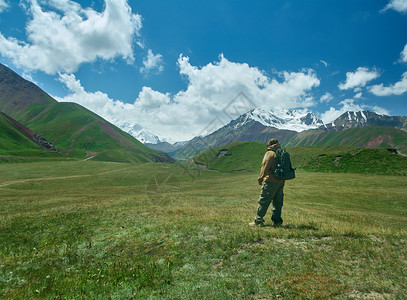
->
[116,121,162,144]
[133,130,162,144]
[234,108,323,131]
[321,111,407,131]
[174,108,321,159]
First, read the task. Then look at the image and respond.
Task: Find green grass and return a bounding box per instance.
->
[193,142,407,176]
[289,145,407,175]
[0,113,41,153]
[193,141,266,172]
[285,126,407,154]
[0,161,406,299]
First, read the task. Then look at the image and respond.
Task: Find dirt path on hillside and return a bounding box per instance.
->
[0,175,90,187]
[0,167,130,188]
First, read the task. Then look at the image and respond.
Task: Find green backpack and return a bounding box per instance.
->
[270,148,296,180]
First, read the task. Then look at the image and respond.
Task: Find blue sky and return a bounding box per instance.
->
[0,0,406,142]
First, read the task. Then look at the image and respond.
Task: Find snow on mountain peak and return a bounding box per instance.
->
[239,107,323,132]
[116,121,163,144]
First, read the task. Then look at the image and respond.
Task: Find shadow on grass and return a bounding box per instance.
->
[264,223,319,231]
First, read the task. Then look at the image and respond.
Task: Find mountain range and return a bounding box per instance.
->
[168,107,407,159]
[0,63,174,163]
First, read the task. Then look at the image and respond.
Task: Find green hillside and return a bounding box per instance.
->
[3,100,162,163]
[285,126,407,154]
[0,113,65,162]
[0,63,173,163]
[194,142,266,172]
[0,113,42,153]
[17,102,157,162]
[193,142,407,176]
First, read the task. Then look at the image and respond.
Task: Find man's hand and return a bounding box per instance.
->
[258,178,263,186]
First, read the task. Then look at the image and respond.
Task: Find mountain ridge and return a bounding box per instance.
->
[320,110,407,131]
[172,109,407,159]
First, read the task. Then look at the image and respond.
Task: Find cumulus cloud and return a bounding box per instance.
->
[369,71,407,96]
[0,0,8,13]
[176,54,320,111]
[0,0,142,74]
[338,67,380,90]
[320,92,333,103]
[382,0,407,13]
[140,49,164,74]
[55,55,320,142]
[321,99,389,123]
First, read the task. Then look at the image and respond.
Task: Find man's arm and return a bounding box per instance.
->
[257,152,273,185]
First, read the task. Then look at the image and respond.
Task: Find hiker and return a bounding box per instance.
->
[249,138,285,227]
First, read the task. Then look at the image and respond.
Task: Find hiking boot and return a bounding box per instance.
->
[273,223,283,228]
[249,221,265,227]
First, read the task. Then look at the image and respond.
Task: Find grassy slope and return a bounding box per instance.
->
[193,142,407,176]
[0,113,40,153]
[15,102,160,162]
[286,126,407,154]
[193,141,266,172]
[0,161,406,298]
[0,113,66,163]
[0,63,164,162]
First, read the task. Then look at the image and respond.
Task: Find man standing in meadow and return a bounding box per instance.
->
[249,138,285,227]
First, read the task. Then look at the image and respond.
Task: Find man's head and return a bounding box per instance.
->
[267,138,280,149]
[267,138,279,147]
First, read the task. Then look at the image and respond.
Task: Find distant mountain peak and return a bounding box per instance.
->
[235,107,323,132]
[320,110,407,131]
[116,121,163,144]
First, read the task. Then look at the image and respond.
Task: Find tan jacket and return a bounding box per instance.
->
[257,144,285,185]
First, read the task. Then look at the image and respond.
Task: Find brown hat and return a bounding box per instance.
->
[267,138,279,146]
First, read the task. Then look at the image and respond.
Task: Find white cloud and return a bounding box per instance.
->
[55,55,321,142]
[140,49,164,74]
[321,99,389,123]
[320,60,328,67]
[354,92,363,99]
[0,0,142,74]
[321,99,364,123]
[401,43,407,63]
[338,67,380,90]
[0,0,8,13]
[176,54,320,111]
[382,0,407,13]
[369,71,407,96]
[320,92,333,103]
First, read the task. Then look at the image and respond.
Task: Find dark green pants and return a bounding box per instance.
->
[254,181,285,225]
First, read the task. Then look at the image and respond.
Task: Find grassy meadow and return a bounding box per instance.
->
[0,161,407,299]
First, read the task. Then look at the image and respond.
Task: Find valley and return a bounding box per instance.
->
[0,161,406,298]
